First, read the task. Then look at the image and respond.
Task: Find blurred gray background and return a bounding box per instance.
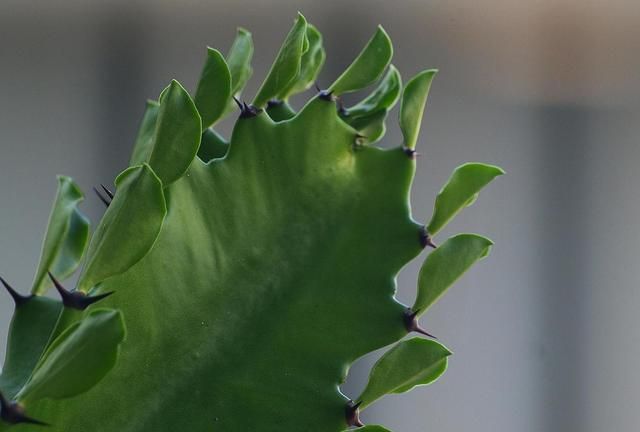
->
[1,0,639,431]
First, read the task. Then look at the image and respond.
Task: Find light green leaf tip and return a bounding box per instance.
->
[329,26,392,95]
[399,69,437,150]
[194,48,232,129]
[414,233,493,314]
[77,164,166,292]
[149,80,202,186]
[227,28,254,95]
[277,23,325,100]
[31,176,89,295]
[17,309,125,403]
[129,100,160,167]
[253,13,308,107]
[427,162,505,236]
[358,337,451,409]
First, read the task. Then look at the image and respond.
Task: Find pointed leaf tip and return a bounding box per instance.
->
[31,176,90,296]
[253,14,308,108]
[427,162,504,236]
[399,69,437,150]
[329,26,393,96]
[357,338,451,409]
[148,79,202,186]
[194,48,232,129]
[414,233,493,313]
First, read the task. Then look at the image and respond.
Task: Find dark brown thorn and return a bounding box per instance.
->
[345,400,364,427]
[238,101,263,119]
[48,272,114,310]
[0,391,49,426]
[318,89,334,102]
[100,184,114,200]
[403,146,420,160]
[403,308,438,339]
[267,99,283,109]
[0,276,31,307]
[419,226,437,249]
[314,82,321,93]
[232,96,243,110]
[93,186,111,207]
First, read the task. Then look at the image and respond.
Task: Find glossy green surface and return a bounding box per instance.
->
[414,234,493,314]
[0,14,503,431]
[358,338,451,409]
[427,163,505,236]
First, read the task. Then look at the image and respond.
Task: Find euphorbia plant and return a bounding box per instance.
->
[0,13,503,431]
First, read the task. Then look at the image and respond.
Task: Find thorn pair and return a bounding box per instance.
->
[404,308,437,339]
[0,391,48,427]
[233,96,262,119]
[345,400,364,427]
[48,272,113,310]
[93,184,114,207]
[0,276,31,307]
[419,227,437,249]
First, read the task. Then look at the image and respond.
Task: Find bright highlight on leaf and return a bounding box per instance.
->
[78,164,166,292]
[414,234,493,314]
[399,70,437,150]
[358,338,451,409]
[194,48,231,129]
[17,309,125,403]
[329,26,392,95]
[427,163,505,236]
[31,177,89,295]
[253,13,308,107]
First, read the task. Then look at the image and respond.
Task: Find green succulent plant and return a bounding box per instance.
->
[0,13,503,432]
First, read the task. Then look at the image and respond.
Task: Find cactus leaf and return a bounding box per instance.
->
[17,309,125,403]
[344,65,402,118]
[277,24,325,100]
[227,28,254,95]
[197,128,229,162]
[358,338,451,409]
[129,101,160,167]
[427,163,505,236]
[253,13,308,107]
[414,234,493,314]
[30,177,89,295]
[148,80,202,186]
[77,164,166,292]
[194,48,232,129]
[329,26,392,96]
[0,297,62,399]
[399,70,437,151]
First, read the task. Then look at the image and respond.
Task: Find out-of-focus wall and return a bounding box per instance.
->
[1,1,639,431]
